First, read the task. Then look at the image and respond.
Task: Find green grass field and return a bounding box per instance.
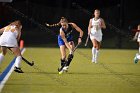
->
[0,48,140,93]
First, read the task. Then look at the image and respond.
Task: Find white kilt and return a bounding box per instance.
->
[90,30,103,42]
[0,32,18,47]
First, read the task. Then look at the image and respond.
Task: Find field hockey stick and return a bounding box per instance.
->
[73,42,81,52]
[85,34,90,47]
[8,48,34,66]
[22,57,34,66]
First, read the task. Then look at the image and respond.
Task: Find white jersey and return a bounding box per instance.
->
[90,18,103,42]
[0,25,19,47]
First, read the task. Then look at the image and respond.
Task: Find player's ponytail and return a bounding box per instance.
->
[45,17,68,27]
[45,22,60,27]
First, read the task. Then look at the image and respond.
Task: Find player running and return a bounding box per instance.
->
[57,17,83,74]
[133,24,140,64]
[88,9,106,63]
[0,20,23,73]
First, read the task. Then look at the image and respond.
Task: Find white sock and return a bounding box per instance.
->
[0,53,4,64]
[136,54,140,59]
[92,47,96,61]
[15,56,22,68]
[95,49,99,62]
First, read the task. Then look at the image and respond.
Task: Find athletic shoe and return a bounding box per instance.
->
[92,58,95,63]
[63,66,69,72]
[92,60,95,63]
[95,60,97,64]
[58,68,60,72]
[14,67,24,73]
[134,53,139,64]
[58,66,69,74]
[134,56,139,64]
[58,65,65,72]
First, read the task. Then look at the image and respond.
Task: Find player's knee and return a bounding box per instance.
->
[14,52,21,57]
[93,45,97,48]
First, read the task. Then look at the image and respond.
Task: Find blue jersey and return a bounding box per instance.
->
[58,24,73,46]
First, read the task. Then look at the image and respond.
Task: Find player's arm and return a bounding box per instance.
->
[14,26,22,41]
[60,29,73,53]
[88,19,92,35]
[70,23,83,44]
[133,32,139,41]
[17,31,21,41]
[138,24,140,30]
[100,18,106,29]
[133,25,140,41]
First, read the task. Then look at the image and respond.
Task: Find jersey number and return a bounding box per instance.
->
[5,26,15,32]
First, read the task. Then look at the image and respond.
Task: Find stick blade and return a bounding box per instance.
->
[30,61,34,66]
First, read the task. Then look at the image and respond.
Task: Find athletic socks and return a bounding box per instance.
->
[60,59,66,67]
[15,56,22,68]
[136,54,140,59]
[65,54,74,66]
[92,47,96,62]
[92,47,99,63]
[95,49,99,63]
[0,53,4,64]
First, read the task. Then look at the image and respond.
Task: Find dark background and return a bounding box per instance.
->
[0,0,140,48]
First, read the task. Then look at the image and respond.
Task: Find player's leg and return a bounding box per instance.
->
[91,39,98,63]
[64,41,75,70]
[10,47,23,73]
[60,41,75,73]
[134,53,139,64]
[59,45,66,67]
[58,35,67,67]
[94,41,101,63]
[139,42,140,53]
[134,42,140,64]
[58,45,67,74]
[0,46,7,64]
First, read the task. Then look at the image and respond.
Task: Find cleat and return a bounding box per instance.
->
[58,66,69,74]
[92,61,95,63]
[63,66,69,72]
[58,65,65,72]
[14,67,24,73]
[58,68,60,72]
[134,53,139,64]
[95,60,97,64]
[92,57,95,63]
[134,57,138,64]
